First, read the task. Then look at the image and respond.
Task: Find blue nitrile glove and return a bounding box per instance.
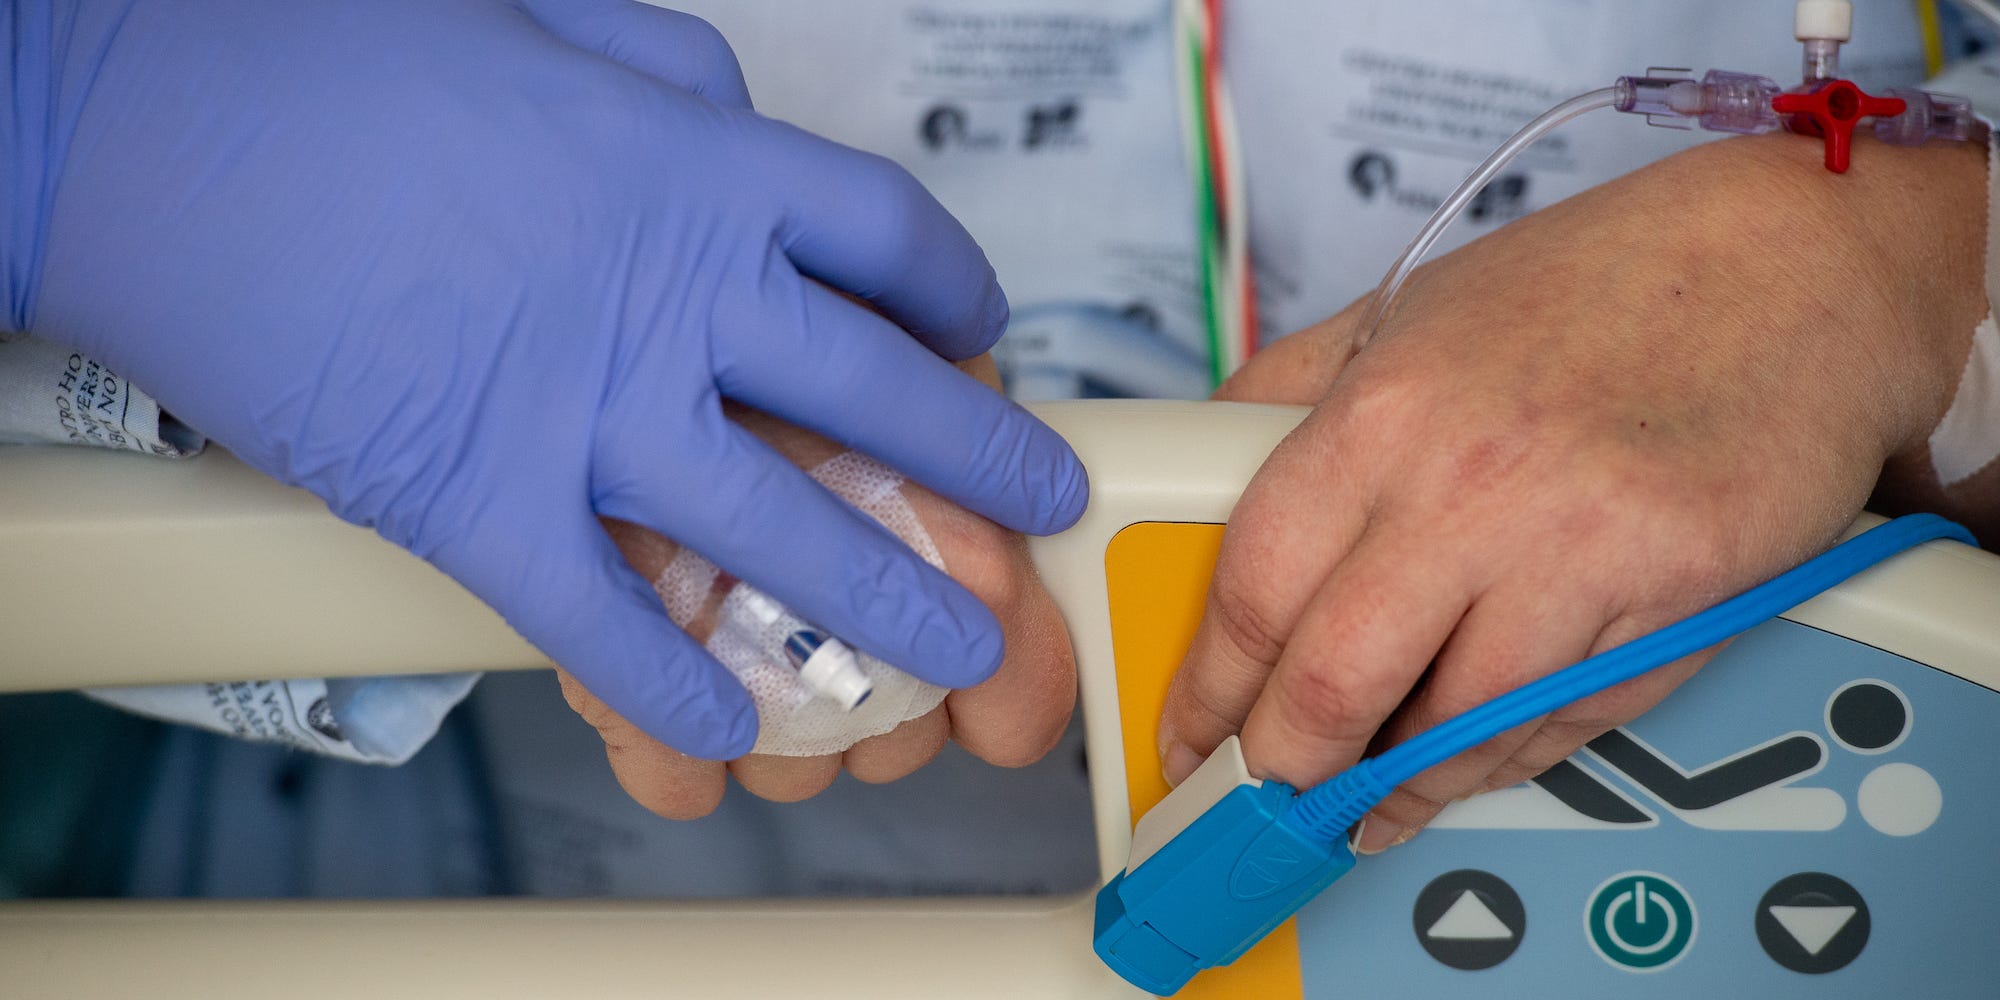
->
[6,0,1087,760]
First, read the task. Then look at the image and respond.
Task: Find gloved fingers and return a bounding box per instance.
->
[517,0,752,107]
[593,415,1007,690]
[429,507,757,759]
[1156,409,1371,785]
[842,705,950,783]
[554,667,730,820]
[1236,534,1477,789]
[714,278,1087,536]
[729,751,842,802]
[1347,588,1603,853]
[746,120,1008,359]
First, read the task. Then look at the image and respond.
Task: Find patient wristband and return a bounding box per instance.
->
[0,336,201,455]
[86,673,480,766]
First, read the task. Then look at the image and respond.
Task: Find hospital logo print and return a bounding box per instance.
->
[1587,872,1695,972]
[1023,100,1083,150]
[305,696,343,742]
[918,104,1003,152]
[1347,149,1528,221]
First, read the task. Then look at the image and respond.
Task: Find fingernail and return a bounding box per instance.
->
[1355,814,1404,855]
[1164,743,1203,787]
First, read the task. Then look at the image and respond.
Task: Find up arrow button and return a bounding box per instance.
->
[1412,870,1525,971]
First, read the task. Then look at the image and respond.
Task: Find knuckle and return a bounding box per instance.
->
[1553,673,1679,736]
[1209,586,1288,671]
[849,153,926,238]
[1483,758,1547,790]
[1646,514,1738,586]
[961,719,1063,769]
[1550,698,1625,737]
[707,453,802,543]
[1396,687,1472,739]
[1272,662,1367,738]
[676,14,744,80]
[843,543,936,643]
[1168,669,1250,747]
[962,415,1081,535]
[557,670,629,732]
[1371,785,1450,828]
[1329,360,1427,432]
[964,403,1027,476]
[932,512,1030,615]
[601,516,680,583]
[1529,716,1615,764]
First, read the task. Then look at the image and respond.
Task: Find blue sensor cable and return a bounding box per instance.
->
[1094,513,1976,996]
[1286,512,1975,841]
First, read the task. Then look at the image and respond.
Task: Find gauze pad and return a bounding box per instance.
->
[1927,125,2000,488]
[652,452,951,756]
[1931,313,2000,486]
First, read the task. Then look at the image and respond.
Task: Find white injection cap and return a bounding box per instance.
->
[738,587,785,627]
[1794,0,1852,42]
[796,636,874,711]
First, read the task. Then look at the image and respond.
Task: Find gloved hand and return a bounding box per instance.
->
[1158,133,1987,853]
[9,0,1086,760]
[573,357,1078,819]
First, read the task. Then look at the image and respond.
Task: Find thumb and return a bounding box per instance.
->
[1215,309,1360,405]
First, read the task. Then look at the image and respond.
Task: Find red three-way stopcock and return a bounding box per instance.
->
[1771,79,1907,173]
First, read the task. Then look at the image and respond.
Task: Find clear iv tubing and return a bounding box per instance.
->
[1353,87,1622,348]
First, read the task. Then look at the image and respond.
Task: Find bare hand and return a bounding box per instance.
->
[1160,134,1987,853]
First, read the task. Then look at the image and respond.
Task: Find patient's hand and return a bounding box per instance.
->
[558,358,1077,819]
[1159,134,1987,852]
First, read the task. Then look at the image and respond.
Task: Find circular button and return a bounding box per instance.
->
[1586,872,1696,972]
[1412,870,1525,971]
[1826,679,1910,754]
[1756,872,1869,974]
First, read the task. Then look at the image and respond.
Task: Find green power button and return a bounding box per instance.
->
[1586,872,1696,972]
